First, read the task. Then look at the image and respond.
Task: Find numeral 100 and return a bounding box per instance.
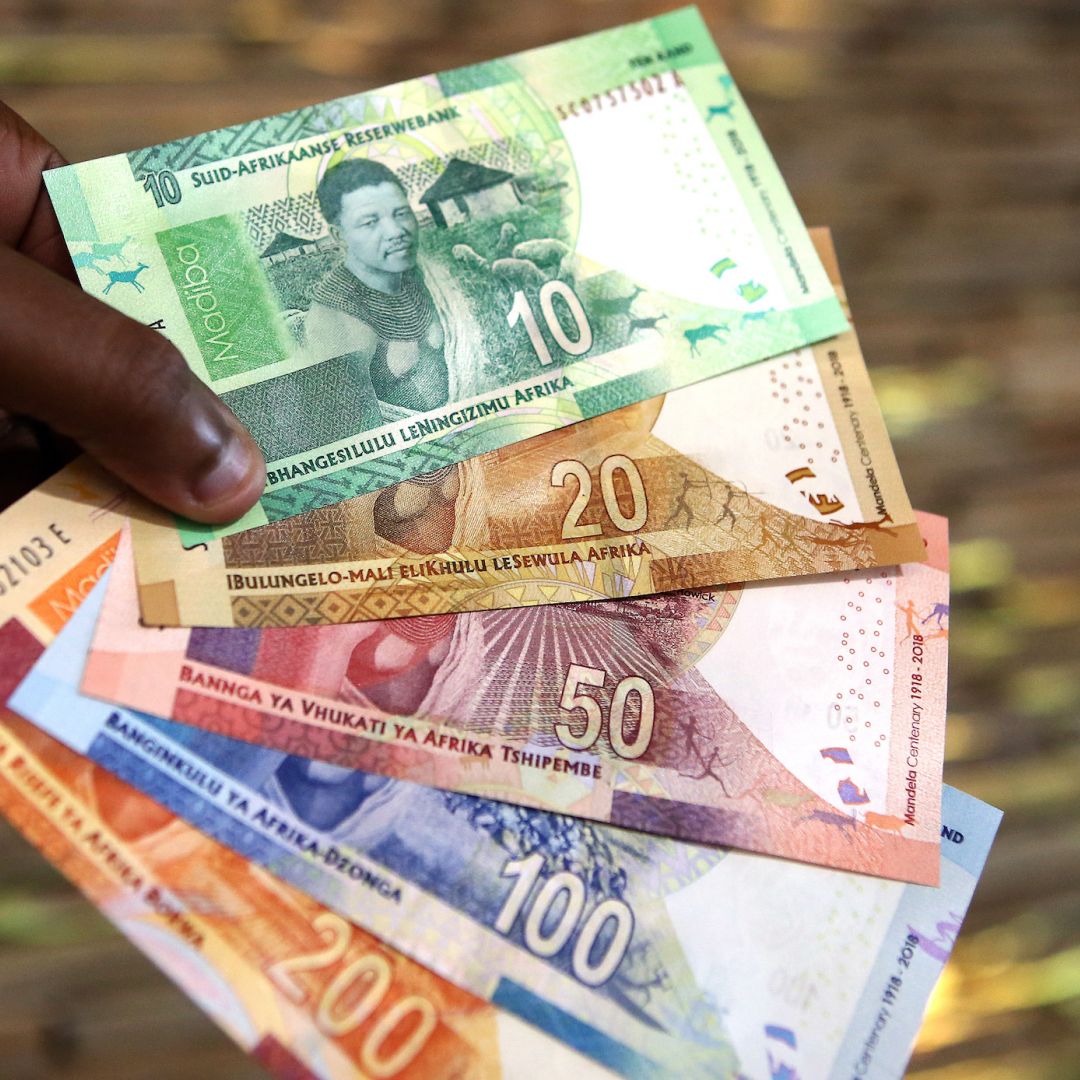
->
[495,853,634,986]
[267,911,436,1076]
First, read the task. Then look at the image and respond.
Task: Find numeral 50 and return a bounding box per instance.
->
[556,663,655,759]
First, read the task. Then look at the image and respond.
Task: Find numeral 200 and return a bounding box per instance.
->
[267,911,436,1076]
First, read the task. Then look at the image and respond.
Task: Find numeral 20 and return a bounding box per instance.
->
[551,455,648,539]
[557,663,655,759]
[507,281,593,366]
[267,911,436,1076]
[495,853,634,986]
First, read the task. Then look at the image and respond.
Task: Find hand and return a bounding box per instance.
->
[0,101,265,519]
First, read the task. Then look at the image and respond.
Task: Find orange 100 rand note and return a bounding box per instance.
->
[86,515,949,884]
[131,230,925,629]
[0,461,606,1080]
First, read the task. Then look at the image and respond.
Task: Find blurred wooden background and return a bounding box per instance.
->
[1,0,1079,1076]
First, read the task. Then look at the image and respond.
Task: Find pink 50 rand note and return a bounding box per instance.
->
[83,516,949,883]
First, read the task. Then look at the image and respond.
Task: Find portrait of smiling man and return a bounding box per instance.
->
[306,157,451,421]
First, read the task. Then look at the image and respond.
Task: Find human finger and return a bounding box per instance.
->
[0,242,265,523]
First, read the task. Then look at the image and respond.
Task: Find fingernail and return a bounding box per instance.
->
[190,424,264,511]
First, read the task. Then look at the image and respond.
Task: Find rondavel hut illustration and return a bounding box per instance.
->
[419,157,521,228]
[260,231,334,264]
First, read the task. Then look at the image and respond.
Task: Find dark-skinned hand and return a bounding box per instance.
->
[0,101,265,517]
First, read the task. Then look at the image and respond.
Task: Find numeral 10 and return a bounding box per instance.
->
[494,853,634,986]
[267,911,436,1076]
[507,280,593,366]
[141,169,182,207]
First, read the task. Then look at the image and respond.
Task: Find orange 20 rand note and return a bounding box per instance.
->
[86,515,949,884]
[0,460,606,1080]
[131,230,924,629]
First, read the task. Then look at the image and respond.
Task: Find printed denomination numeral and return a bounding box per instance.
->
[266,910,436,1076]
[551,454,648,539]
[360,997,439,1078]
[268,910,350,1000]
[141,169,182,207]
[318,953,391,1037]
[551,459,601,538]
[507,280,593,366]
[495,853,634,987]
[556,663,655,759]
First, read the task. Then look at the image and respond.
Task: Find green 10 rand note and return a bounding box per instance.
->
[45,7,846,545]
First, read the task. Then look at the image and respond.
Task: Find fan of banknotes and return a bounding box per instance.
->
[0,10,1001,1079]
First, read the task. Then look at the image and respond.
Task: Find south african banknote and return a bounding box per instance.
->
[0,460,606,1079]
[46,9,846,545]
[130,230,923,629]
[84,521,948,882]
[0,713,606,1080]
[12,575,1001,1080]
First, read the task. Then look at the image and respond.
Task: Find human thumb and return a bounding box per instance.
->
[0,242,265,523]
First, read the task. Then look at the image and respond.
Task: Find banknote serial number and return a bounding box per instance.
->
[553,70,686,121]
[0,524,71,597]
